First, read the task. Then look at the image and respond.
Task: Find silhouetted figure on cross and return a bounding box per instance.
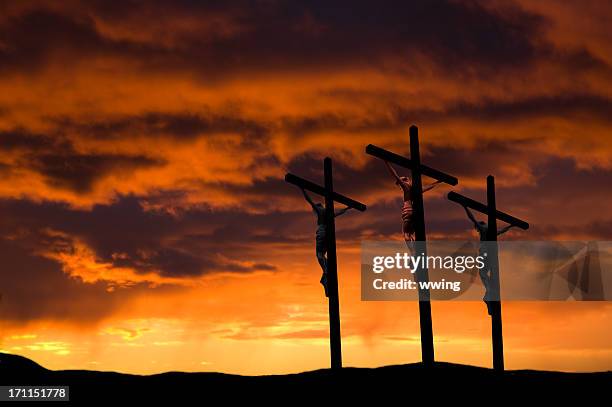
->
[383,161,441,242]
[462,205,514,314]
[366,126,458,366]
[449,176,528,372]
[287,158,366,369]
[300,187,351,297]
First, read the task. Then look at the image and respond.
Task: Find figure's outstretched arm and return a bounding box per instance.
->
[423,180,443,193]
[300,187,316,210]
[463,205,479,227]
[384,161,403,184]
[497,225,514,236]
[334,206,351,217]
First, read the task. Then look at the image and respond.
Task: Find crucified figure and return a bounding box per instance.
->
[463,205,514,315]
[300,187,352,297]
[384,161,442,242]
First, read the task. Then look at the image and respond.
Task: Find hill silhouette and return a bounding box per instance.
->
[1,352,609,403]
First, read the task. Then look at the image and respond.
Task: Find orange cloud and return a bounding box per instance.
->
[37,229,191,289]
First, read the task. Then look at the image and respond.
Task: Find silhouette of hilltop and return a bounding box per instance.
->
[1,352,609,403]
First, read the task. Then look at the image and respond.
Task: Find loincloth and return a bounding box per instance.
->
[401,201,415,238]
[401,201,413,223]
[316,224,327,251]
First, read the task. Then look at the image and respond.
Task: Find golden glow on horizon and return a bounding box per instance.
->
[2,249,611,374]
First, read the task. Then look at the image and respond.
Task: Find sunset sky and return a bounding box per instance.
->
[1,0,611,375]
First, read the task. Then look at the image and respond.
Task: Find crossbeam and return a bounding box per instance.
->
[365,144,458,186]
[448,191,529,230]
[285,173,366,211]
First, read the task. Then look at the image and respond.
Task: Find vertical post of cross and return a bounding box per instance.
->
[409,125,435,366]
[486,175,504,371]
[324,157,342,369]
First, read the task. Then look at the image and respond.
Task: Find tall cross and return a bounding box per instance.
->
[366,125,458,366]
[448,175,529,371]
[285,157,367,369]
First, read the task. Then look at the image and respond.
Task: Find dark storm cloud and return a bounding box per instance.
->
[422,138,542,178]
[295,93,612,130]
[185,0,542,75]
[0,235,147,323]
[0,128,165,193]
[0,129,62,152]
[0,9,168,75]
[268,92,612,138]
[394,94,612,124]
[0,197,281,280]
[0,0,546,78]
[0,10,102,74]
[51,112,270,141]
[31,152,163,193]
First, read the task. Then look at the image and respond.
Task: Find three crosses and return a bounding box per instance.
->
[285,125,529,371]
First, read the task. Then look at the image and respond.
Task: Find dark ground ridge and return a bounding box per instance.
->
[1,352,610,403]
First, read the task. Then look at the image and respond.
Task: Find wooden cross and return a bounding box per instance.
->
[366,125,458,366]
[448,175,529,371]
[285,157,367,369]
